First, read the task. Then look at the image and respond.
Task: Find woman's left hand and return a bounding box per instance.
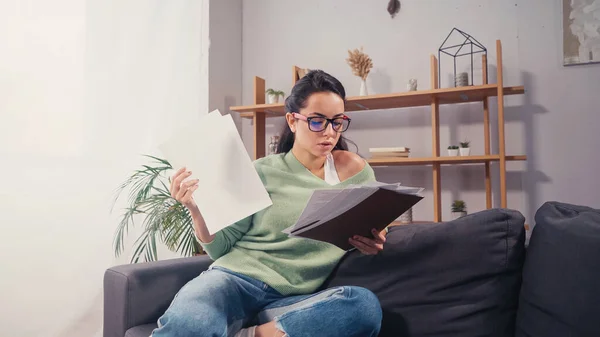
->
[349,228,386,255]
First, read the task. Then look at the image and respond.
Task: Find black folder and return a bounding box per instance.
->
[283,183,424,250]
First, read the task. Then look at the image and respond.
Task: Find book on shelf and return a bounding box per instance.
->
[369,147,410,158]
[370,152,410,158]
[369,147,410,153]
[283,182,424,250]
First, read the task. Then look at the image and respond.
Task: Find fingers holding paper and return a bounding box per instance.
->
[349,228,386,255]
[170,167,199,210]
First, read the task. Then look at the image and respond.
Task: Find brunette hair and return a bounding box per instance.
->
[276,70,355,153]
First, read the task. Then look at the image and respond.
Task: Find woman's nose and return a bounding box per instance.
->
[324,122,337,136]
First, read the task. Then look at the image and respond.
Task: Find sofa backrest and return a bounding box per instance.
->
[323,208,526,337]
[515,201,600,337]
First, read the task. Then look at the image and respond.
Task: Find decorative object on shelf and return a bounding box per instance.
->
[459,140,471,156]
[266,88,285,104]
[438,28,487,88]
[346,47,373,96]
[451,200,467,219]
[387,0,401,18]
[297,68,310,79]
[360,79,369,96]
[455,72,469,87]
[110,155,203,263]
[562,0,600,66]
[447,145,459,156]
[399,207,413,223]
[268,135,280,155]
[407,78,418,91]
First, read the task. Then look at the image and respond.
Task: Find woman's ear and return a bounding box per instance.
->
[285,112,296,133]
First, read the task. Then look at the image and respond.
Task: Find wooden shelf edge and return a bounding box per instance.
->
[232,84,525,118]
[368,154,527,166]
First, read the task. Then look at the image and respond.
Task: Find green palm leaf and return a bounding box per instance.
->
[110,155,203,263]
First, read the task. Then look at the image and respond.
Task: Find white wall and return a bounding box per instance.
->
[240,0,600,224]
[0,1,208,336]
[208,0,243,131]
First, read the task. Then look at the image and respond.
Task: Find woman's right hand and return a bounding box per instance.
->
[170,167,200,212]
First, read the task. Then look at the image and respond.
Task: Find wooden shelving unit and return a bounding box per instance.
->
[230,40,526,222]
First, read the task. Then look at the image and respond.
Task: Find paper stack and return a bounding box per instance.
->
[283,182,424,250]
[158,110,272,235]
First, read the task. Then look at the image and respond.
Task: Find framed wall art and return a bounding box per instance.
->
[563,0,600,66]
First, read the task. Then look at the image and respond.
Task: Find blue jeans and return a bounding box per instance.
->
[151,266,382,337]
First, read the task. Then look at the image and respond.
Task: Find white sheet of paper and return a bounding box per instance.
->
[282,189,343,235]
[158,110,272,235]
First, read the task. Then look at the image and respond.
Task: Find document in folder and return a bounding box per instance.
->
[284,183,424,250]
[158,110,272,235]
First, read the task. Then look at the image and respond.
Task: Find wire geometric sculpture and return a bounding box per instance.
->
[438,28,487,88]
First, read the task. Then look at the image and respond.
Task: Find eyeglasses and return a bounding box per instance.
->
[292,113,351,133]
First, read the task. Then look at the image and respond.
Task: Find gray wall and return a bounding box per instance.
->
[238,0,600,225]
[209,0,243,131]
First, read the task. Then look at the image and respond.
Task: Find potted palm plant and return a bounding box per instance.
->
[451,200,467,220]
[266,88,285,104]
[111,155,203,263]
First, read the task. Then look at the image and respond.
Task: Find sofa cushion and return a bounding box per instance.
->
[125,323,156,337]
[515,201,600,337]
[322,208,526,337]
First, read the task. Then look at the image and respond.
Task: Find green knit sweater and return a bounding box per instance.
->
[199,150,376,296]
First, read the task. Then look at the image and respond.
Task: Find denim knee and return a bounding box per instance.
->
[346,286,383,332]
[155,304,227,337]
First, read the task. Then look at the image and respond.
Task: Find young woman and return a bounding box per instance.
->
[152,70,386,337]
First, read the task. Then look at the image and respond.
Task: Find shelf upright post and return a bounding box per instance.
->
[482,54,492,209]
[293,66,301,85]
[496,40,507,208]
[431,55,442,222]
[253,76,266,160]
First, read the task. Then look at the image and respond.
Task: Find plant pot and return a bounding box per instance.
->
[267,94,280,104]
[451,211,467,220]
[448,149,458,156]
[459,147,470,156]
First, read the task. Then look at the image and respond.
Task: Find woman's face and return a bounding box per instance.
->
[286,91,348,158]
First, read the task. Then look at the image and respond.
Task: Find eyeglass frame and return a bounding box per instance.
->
[290,112,352,133]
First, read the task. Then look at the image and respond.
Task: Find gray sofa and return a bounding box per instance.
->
[104,202,600,337]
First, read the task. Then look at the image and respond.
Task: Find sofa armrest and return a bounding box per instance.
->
[103,255,212,337]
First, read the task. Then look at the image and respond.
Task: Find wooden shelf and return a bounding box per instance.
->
[231,84,525,118]
[233,40,527,223]
[367,155,527,167]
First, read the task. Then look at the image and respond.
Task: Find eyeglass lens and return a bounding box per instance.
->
[308,117,350,132]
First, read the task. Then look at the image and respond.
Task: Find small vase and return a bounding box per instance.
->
[459,147,470,156]
[407,78,418,91]
[359,78,369,96]
[399,207,413,224]
[455,72,469,87]
[448,149,458,156]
